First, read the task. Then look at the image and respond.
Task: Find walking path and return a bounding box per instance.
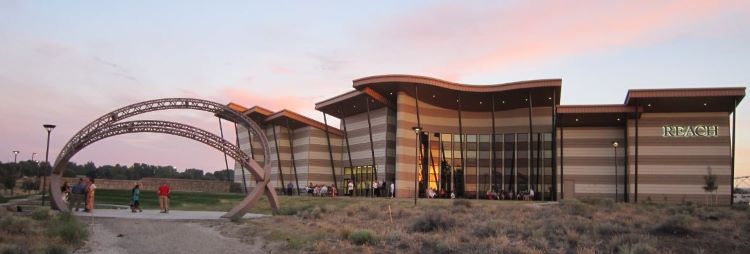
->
[71,209,268,220]
[72,209,269,253]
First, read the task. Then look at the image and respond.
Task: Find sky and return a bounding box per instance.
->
[0,0,749,182]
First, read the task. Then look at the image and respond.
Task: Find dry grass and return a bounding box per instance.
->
[224,197,750,253]
[0,206,88,253]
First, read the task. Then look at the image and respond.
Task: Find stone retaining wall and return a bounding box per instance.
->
[61,177,230,193]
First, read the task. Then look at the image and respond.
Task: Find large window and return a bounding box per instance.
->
[342,165,374,196]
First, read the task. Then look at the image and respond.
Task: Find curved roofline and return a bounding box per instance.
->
[353,74,561,93]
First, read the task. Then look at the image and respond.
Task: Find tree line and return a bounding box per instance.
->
[1,160,234,194]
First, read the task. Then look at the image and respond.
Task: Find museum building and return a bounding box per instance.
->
[229,74,744,204]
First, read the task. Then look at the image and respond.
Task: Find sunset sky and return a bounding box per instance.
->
[1,1,748,182]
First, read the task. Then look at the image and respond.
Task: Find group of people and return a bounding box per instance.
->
[60,176,97,213]
[304,183,338,197]
[61,178,172,214]
[486,189,535,201]
[130,182,172,213]
[345,180,395,198]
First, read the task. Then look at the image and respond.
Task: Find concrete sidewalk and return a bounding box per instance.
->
[71,209,268,220]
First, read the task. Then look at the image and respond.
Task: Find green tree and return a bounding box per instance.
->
[2,165,17,195]
[703,166,718,206]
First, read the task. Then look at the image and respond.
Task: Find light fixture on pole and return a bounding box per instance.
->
[612,140,619,202]
[12,150,19,163]
[42,124,56,206]
[31,152,37,162]
[412,126,422,206]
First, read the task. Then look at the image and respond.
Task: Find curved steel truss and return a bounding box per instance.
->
[49,98,279,219]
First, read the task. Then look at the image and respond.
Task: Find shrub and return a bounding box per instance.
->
[452,199,471,208]
[471,224,497,238]
[347,230,377,245]
[560,199,591,217]
[0,216,34,234]
[0,244,24,254]
[420,237,454,254]
[0,195,7,204]
[47,212,88,244]
[32,207,52,221]
[45,245,68,254]
[298,206,322,219]
[409,212,455,232]
[607,234,656,254]
[651,214,694,236]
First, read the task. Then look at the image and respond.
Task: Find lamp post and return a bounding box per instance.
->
[31,152,37,162]
[612,140,619,202]
[12,150,19,163]
[42,124,56,206]
[412,126,422,206]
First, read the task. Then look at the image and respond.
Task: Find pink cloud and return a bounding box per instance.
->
[219,87,314,113]
[367,0,748,80]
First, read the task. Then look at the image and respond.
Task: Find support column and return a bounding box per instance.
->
[340,104,356,196]
[271,124,286,195]
[491,95,496,193]
[414,85,423,198]
[731,98,737,205]
[323,113,338,191]
[551,89,557,201]
[218,118,231,182]
[527,90,533,195]
[365,96,378,197]
[286,119,300,195]
[624,117,629,203]
[457,93,464,198]
[635,101,640,203]
[560,125,564,199]
[234,123,248,193]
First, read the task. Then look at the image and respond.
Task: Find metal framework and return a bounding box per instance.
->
[48,98,279,219]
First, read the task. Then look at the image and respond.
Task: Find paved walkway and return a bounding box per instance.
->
[71,209,268,220]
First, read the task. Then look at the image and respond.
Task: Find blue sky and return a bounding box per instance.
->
[1,0,748,180]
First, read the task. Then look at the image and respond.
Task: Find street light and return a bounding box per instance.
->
[612,140,619,202]
[31,152,37,162]
[12,150,19,163]
[412,126,422,206]
[42,124,56,206]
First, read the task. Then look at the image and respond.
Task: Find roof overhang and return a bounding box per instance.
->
[352,74,562,111]
[265,109,344,136]
[314,90,388,119]
[625,87,745,113]
[557,105,637,127]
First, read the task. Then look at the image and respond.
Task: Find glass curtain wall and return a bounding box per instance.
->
[342,165,374,196]
[426,132,552,200]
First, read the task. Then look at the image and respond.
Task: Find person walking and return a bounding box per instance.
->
[159,182,171,213]
[347,180,354,197]
[130,183,143,213]
[85,177,96,213]
[70,178,86,212]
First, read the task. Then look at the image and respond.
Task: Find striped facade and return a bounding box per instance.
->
[627,112,732,204]
[557,127,625,200]
[232,115,343,193]
[220,74,744,205]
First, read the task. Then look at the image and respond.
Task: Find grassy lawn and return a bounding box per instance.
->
[94,189,246,211]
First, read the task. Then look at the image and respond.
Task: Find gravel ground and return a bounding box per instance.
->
[74,217,265,254]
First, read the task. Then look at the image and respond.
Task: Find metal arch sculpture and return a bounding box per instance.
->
[49,98,279,219]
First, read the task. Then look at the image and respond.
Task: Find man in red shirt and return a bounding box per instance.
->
[158,182,171,213]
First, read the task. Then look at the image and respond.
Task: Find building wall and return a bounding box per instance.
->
[394,91,554,198]
[234,123,343,193]
[340,107,395,184]
[556,127,626,201]
[627,112,732,204]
